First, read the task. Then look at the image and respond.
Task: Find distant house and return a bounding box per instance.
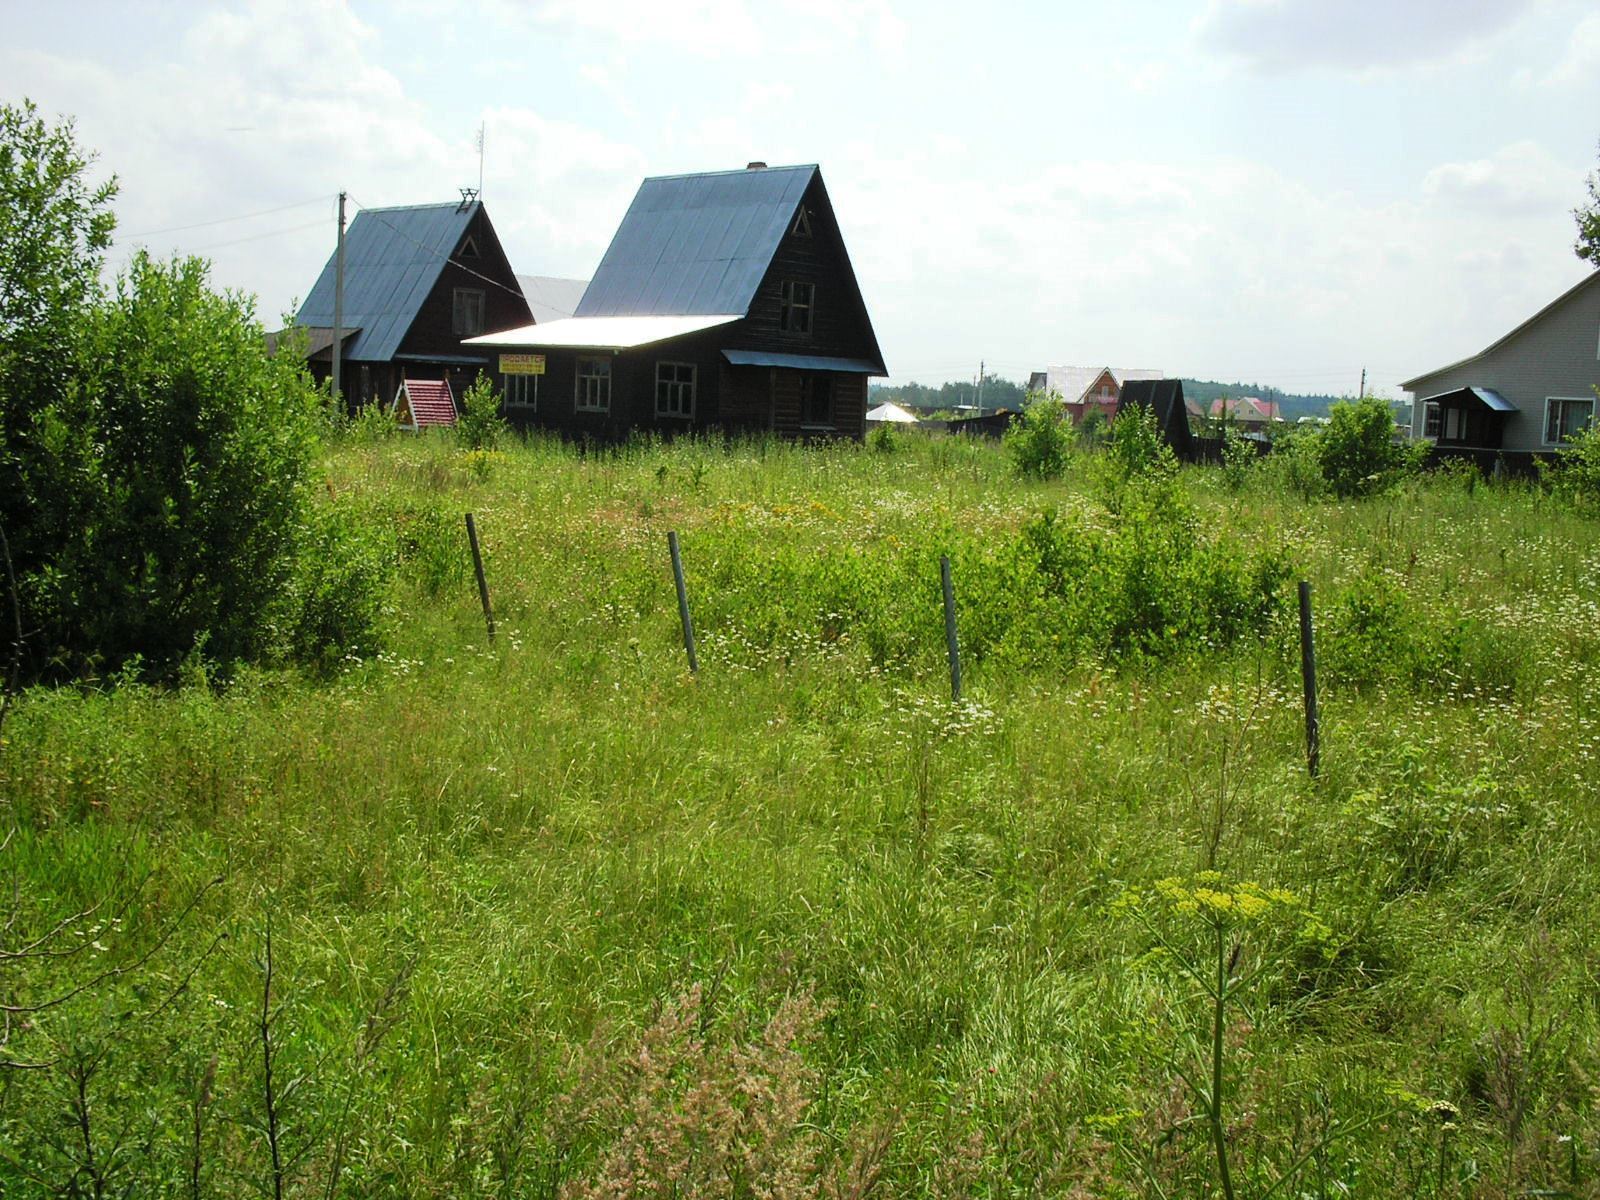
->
[290,198,532,411]
[468,163,887,440]
[1403,271,1600,454]
[1117,379,1194,460]
[1030,366,1164,426]
[1209,396,1281,436]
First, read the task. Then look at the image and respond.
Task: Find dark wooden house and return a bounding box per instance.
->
[290,198,531,410]
[467,163,887,439]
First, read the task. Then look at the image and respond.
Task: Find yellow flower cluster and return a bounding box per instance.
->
[1151,873,1302,923]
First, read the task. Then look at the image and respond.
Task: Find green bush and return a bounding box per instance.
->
[1314,397,1418,498]
[1095,400,1178,512]
[1003,394,1075,479]
[1220,428,1255,492]
[39,252,322,678]
[1540,415,1600,512]
[457,372,509,451]
[285,502,393,674]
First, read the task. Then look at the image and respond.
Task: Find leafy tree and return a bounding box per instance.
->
[1576,142,1600,268]
[1,102,380,680]
[0,100,118,672]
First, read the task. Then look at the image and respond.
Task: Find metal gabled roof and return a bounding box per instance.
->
[514,274,590,323]
[722,349,884,374]
[575,165,817,318]
[297,202,480,362]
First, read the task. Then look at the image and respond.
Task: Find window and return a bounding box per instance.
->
[800,374,832,426]
[1423,402,1442,438]
[789,206,812,237]
[459,235,480,259]
[655,361,696,418]
[503,373,535,409]
[1545,396,1595,444]
[780,280,814,334]
[1442,406,1471,442]
[452,288,486,335]
[576,357,611,412]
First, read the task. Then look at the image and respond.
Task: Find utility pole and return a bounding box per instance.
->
[331,191,346,407]
[1358,367,1365,399]
[476,123,485,196]
[976,360,985,414]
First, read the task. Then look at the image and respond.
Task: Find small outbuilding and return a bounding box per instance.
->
[1116,378,1195,461]
[392,378,458,432]
[865,401,919,425]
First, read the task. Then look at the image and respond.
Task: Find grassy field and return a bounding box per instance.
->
[4,429,1600,1197]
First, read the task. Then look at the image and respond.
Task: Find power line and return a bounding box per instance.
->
[116,195,331,241]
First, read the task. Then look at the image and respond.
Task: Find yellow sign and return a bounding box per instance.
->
[499,353,546,376]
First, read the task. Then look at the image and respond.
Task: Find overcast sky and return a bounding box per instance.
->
[5,0,1598,395]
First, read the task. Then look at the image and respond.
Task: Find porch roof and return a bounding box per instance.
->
[1419,386,1516,413]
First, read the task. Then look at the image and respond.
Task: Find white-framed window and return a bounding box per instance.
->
[780,280,814,334]
[452,287,485,335]
[1423,402,1442,438]
[1544,396,1595,445]
[655,361,696,418]
[1442,406,1471,441]
[576,357,611,412]
[502,373,535,409]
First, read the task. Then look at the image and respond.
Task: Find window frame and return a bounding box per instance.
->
[502,372,535,409]
[452,287,486,336]
[1544,395,1596,446]
[1422,401,1442,438]
[779,280,815,335]
[575,356,612,413]
[655,360,696,419]
[789,206,812,238]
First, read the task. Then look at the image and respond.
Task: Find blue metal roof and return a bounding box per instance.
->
[722,349,883,374]
[575,166,816,318]
[296,202,479,362]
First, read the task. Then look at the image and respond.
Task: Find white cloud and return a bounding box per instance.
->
[1422,141,1585,219]
[1544,13,1600,89]
[1194,0,1536,72]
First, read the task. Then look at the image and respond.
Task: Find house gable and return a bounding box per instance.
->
[725,172,886,373]
[395,205,530,364]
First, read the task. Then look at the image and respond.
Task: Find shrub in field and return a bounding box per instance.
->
[456,371,509,451]
[1313,397,1419,498]
[1220,429,1255,492]
[285,503,393,674]
[867,421,900,454]
[1096,400,1178,512]
[1003,393,1075,479]
[1540,416,1600,512]
[41,252,322,678]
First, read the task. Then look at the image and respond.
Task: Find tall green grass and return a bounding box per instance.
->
[3,431,1598,1196]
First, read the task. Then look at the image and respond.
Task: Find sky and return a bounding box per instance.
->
[4,0,1598,397]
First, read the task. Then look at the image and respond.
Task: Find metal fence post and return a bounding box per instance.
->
[668,531,698,673]
[941,554,961,703]
[1298,580,1320,777]
[465,512,495,644]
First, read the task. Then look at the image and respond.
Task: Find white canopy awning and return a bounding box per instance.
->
[464,314,741,351]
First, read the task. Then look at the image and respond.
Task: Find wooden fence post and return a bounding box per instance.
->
[941,554,962,703]
[1298,580,1320,778]
[465,513,495,644]
[668,531,698,673]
